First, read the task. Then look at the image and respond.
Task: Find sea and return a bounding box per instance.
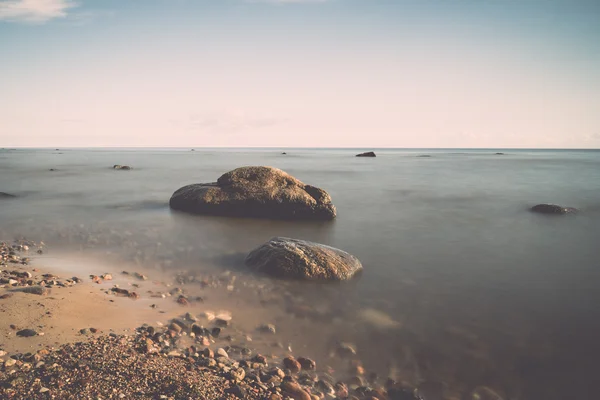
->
[1,147,599,400]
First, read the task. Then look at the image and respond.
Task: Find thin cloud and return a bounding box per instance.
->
[0,0,78,23]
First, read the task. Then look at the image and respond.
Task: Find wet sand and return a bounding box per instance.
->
[3,241,444,400]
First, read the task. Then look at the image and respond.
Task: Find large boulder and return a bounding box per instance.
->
[245,237,362,281]
[356,151,376,157]
[169,166,336,220]
[530,204,577,215]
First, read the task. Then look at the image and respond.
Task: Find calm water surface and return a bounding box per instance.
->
[1,148,599,399]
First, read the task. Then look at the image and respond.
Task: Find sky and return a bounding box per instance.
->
[0,0,599,148]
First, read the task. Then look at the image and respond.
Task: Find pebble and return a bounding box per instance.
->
[16,329,38,337]
[281,380,311,400]
[336,342,357,357]
[283,356,301,373]
[4,358,17,367]
[216,348,229,359]
[258,324,276,334]
[297,357,316,371]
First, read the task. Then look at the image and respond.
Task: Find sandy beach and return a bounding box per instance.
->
[2,240,437,400]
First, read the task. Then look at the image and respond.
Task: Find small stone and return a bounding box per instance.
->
[202,348,214,358]
[168,323,182,334]
[39,387,50,393]
[281,380,311,400]
[283,356,301,373]
[216,348,229,358]
[297,357,316,371]
[336,342,357,357]
[5,358,17,367]
[252,354,267,364]
[258,324,276,334]
[16,329,38,337]
[101,273,113,280]
[229,367,246,382]
[90,327,98,333]
[271,367,286,379]
[79,328,89,335]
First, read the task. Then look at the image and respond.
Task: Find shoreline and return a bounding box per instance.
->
[1,239,438,400]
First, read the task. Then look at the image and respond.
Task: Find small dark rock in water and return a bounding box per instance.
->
[281,379,311,400]
[252,354,267,364]
[245,237,363,281]
[16,329,38,337]
[15,286,49,295]
[169,166,336,220]
[0,192,16,198]
[257,324,276,334]
[336,342,357,357]
[283,356,301,373]
[281,152,287,155]
[530,204,578,215]
[112,165,132,170]
[416,155,431,158]
[335,382,349,398]
[297,357,316,371]
[356,151,376,157]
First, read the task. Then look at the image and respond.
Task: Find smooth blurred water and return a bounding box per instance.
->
[1,147,600,399]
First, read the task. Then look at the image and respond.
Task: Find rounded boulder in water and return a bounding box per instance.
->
[245,237,362,281]
[169,166,336,220]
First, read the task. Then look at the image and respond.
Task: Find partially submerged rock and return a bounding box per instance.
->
[16,329,38,337]
[530,204,577,215]
[113,165,132,170]
[356,151,376,157]
[13,286,49,296]
[0,192,16,198]
[169,166,336,220]
[245,237,362,281]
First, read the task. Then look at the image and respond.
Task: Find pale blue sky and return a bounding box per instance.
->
[1,0,599,147]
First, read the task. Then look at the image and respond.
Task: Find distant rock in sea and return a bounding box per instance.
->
[113,165,132,170]
[417,155,431,158]
[356,151,376,157]
[495,152,505,155]
[281,152,287,155]
[530,204,578,215]
[245,237,362,281]
[169,166,336,220]
[0,192,16,198]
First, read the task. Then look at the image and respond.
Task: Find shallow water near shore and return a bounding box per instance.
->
[1,147,600,399]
